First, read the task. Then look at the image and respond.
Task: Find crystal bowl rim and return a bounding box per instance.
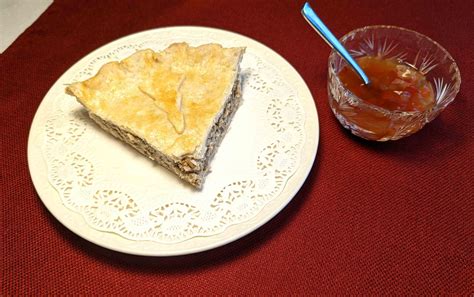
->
[328,25,462,116]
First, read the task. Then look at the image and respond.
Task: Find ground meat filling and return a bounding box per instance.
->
[87,78,242,188]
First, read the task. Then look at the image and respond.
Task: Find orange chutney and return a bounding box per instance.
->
[338,56,435,112]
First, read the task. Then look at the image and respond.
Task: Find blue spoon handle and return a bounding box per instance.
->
[301,2,370,85]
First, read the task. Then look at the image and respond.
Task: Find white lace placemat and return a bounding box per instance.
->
[29,27,318,252]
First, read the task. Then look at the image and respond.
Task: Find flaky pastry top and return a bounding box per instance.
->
[67,43,245,157]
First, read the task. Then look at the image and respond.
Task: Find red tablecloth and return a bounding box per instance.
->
[2,0,473,294]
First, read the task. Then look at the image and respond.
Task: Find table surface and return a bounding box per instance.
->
[1,0,473,294]
[0,0,52,53]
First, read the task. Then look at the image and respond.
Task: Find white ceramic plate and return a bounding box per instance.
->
[28,26,319,256]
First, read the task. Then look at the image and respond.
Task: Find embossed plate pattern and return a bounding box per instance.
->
[28,27,319,256]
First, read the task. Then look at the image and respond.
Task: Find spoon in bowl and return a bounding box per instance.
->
[301,2,370,85]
